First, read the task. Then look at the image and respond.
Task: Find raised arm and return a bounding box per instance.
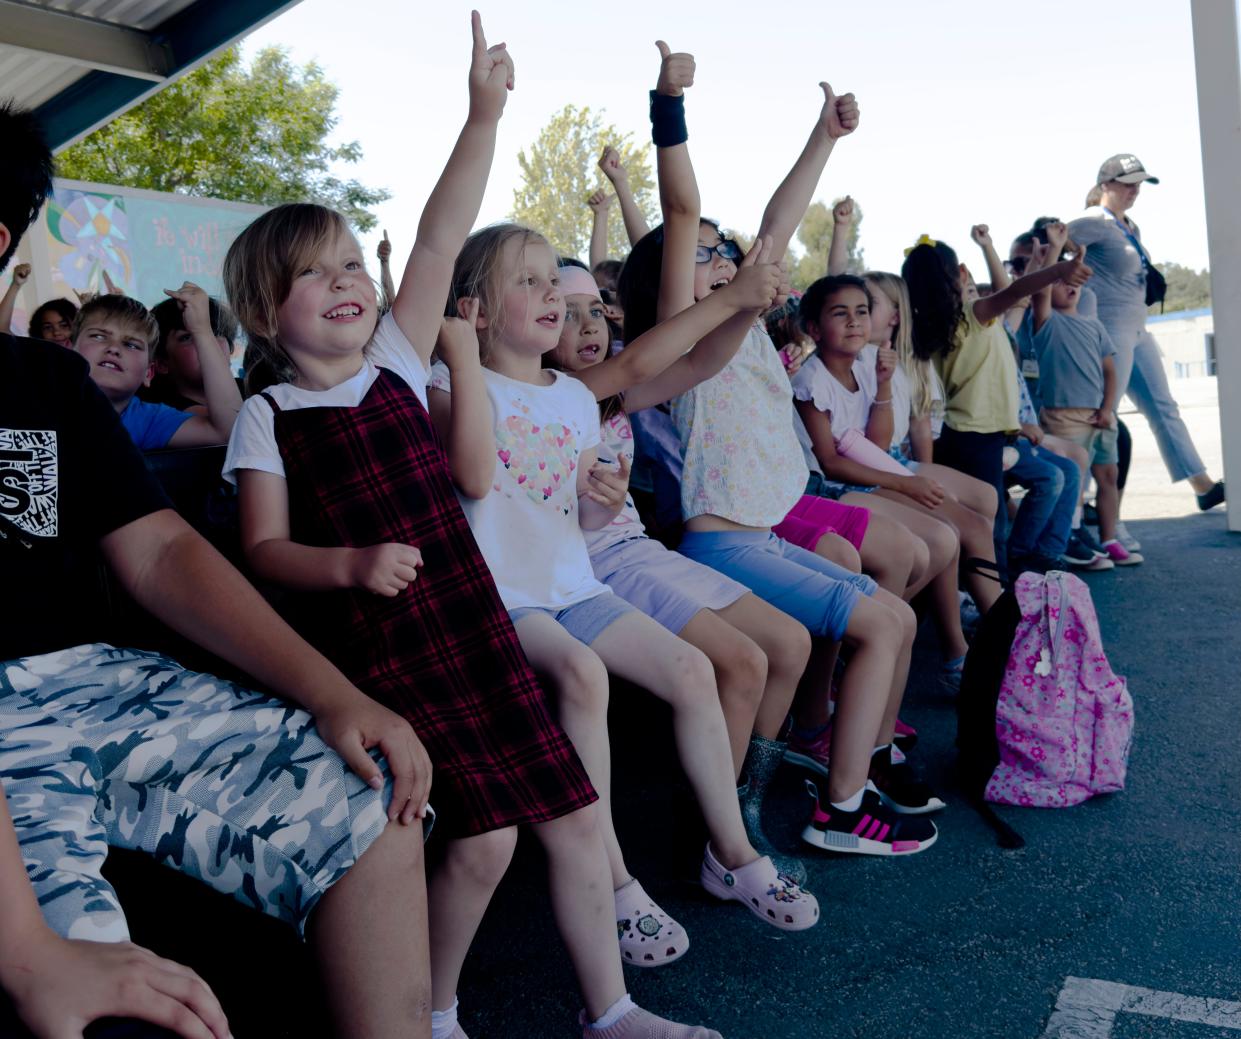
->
[163,282,243,447]
[1028,241,1055,332]
[377,230,396,302]
[864,342,896,448]
[974,250,1091,327]
[971,224,1009,290]
[650,39,701,322]
[587,190,611,270]
[392,11,513,366]
[826,197,853,276]
[0,263,29,334]
[755,82,859,259]
[426,300,496,499]
[599,146,650,247]
[577,239,779,403]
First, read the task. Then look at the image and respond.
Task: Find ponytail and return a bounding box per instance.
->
[900,242,964,362]
[1085,184,1104,208]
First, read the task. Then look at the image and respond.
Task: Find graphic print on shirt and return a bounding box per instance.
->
[495,414,577,513]
[0,428,57,537]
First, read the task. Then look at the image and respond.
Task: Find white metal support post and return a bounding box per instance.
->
[1191,0,1241,533]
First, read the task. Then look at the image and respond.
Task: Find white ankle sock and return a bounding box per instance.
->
[431,997,459,1039]
[590,994,636,1030]
[831,787,865,812]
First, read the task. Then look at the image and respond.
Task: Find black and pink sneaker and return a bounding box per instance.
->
[800,781,938,857]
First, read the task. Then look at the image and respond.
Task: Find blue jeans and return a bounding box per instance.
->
[1097,315,1206,482]
[1006,441,1080,559]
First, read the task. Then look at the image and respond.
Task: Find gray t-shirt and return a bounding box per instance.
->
[1033,309,1117,409]
[1067,208,1147,323]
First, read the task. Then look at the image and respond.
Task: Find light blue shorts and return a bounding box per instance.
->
[510,590,636,647]
[677,530,876,641]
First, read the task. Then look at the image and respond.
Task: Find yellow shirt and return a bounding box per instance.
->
[934,304,1020,434]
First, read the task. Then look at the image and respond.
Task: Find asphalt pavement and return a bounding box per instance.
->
[459,509,1241,1039]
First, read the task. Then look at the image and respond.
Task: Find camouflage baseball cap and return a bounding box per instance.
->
[1097,154,1160,185]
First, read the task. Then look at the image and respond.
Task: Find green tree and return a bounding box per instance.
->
[1152,261,1212,315]
[790,198,864,290]
[58,47,389,231]
[511,105,656,261]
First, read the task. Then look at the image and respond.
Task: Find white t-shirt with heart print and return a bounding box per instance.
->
[428,362,608,611]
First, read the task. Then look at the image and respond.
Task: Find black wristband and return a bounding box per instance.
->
[649,90,688,148]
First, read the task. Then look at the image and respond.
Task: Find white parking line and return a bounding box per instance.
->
[1043,977,1241,1037]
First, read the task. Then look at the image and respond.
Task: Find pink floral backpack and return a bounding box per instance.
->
[958,567,1134,845]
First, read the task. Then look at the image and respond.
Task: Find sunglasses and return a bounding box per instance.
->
[695,239,743,264]
[1006,256,1030,275]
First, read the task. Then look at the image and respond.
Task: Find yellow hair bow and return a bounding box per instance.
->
[904,234,938,257]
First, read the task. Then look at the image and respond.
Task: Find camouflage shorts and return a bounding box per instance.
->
[0,644,391,942]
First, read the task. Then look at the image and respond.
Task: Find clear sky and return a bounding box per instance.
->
[245,0,1216,276]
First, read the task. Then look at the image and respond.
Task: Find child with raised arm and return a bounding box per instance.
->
[226,17,723,1038]
[1,98,431,1039]
[901,236,1092,578]
[1030,245,1131,564]
[146,290,240,413]
[74,286,242,450]
[548,40,817,883]
[624,78,941,854]
[598,145,651,250]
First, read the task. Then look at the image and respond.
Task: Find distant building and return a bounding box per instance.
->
[1148,308,1215,379]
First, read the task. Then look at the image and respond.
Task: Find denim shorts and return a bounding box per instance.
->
[509,590,636,646]
[677,529,876,641]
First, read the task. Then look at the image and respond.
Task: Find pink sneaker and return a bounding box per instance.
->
[1102,539,1143,566]
[784,723,831,778]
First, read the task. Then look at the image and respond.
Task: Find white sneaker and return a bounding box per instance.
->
[1114,521,1141,552]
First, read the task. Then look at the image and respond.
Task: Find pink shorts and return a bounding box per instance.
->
[773,494,870,552]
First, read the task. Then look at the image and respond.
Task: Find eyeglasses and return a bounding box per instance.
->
[1005,256,1030,275]
[695,239,743,265]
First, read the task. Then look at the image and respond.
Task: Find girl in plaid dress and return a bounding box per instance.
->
[223,15,722,1039]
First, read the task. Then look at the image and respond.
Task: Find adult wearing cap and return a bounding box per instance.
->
[1069,155,1224,514]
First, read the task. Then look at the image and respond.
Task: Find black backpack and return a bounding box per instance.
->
[955,561,1026,849]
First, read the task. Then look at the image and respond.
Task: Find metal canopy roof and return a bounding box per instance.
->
[0,0,303,151]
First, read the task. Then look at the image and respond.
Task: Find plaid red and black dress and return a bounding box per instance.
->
[262,367,596,837]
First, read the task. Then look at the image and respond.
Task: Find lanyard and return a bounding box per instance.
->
[1102,208,1150,272]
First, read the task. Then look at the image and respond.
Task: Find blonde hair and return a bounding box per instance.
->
[223,203,356,393]
[865,271,939,421]
[73,294,160,358]
[1085,183,1105,208]
[447,222,551,363]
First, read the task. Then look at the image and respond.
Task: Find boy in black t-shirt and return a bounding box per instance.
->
[0,102,434,1039]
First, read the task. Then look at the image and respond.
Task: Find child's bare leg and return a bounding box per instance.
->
[926,539,969,660]
[1095,463,1121,542]
[813,530,861,573]
[915,462,998,519]
[513,614,628,882]
[871,587,917,743]
[1044,435,1091,509]
[590,613,756,869]
[828,596,906,802]
[713,593,812,742]
[866,491,960,599]
[427,828,518,1011]
[873,492,1001,612]
[531,806,626,1021]
[791,636,841,732]
[310,820,432,1039]
[840,493,924,595]
[677,608,768,776]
